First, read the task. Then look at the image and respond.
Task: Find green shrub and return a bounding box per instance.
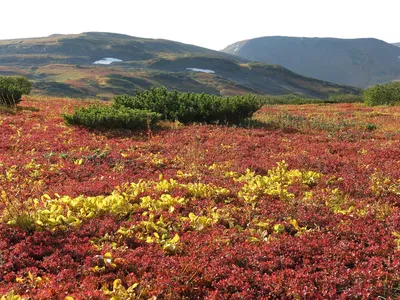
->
[258,93,362,105]
[364,82,400,106]
[0,76,32,106]
[365,123,377,131]
[259,94,319,105]
[113,87,262,124]
[327,93,362,103]
[63,105,161,129]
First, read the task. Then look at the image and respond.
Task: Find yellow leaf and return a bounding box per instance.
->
[86,212,95,219]
[127,282,139,292]
[163,243,175,252]
[16,277,24,283]
[146,236,155,243]
[56,215,68,223]
[273,223,285,233]
[256,222,269,229]
[248,237,260,243]
[170,233,180,243]
[188,212,196,222]
[113,279,122,290]
[65,297,75,300]
[117,227,128,235]
[101,283,112,294]
[42,194,51,200]
[289,219,300,231]
[28,271,34,282]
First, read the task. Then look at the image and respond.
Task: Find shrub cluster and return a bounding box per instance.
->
[63,106,161,129]
[259,93,362,105]
[114,87,262,124]
[0,76,32,106]
[59,88,364,131]
[327,93,362,103]
[364,81,400,106]
[64,87,262,130]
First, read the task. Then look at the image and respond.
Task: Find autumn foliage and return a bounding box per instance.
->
[0,97,400,299]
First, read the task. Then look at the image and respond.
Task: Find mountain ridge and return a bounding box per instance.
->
[223,36,400,88]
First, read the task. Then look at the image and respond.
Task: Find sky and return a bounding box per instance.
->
[1,0,399,50]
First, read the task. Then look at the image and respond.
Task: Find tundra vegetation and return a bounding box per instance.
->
[0,76,32,107]
[63,87,263,129]
[363,81,400,106]
[0,86,400,298]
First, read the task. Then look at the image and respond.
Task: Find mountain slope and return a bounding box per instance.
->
[223,36,400,88]
[0,33,358,99]
[0,32,236,66]
[393,43,400,47]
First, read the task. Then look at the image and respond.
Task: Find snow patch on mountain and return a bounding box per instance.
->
[94,58,123,65]
[186,68,215,74]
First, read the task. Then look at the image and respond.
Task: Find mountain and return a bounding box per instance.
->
[0,32,358,99]
[393,43,400,47]
[222,36,400,88]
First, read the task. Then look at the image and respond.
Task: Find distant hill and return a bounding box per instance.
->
[393,43,400,47]
[0,32,358,99]
[223,36,400,88]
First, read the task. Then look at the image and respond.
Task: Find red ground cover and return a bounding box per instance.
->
[0,98,399,299]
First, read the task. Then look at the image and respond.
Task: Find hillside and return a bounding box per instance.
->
[393,43,400,47]
[0,32,358,99]
[223,36,400,88]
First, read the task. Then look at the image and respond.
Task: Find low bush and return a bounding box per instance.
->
[364,81,400,106]
[262,94,320,105]
[63,105,161,129]
[259,93,362,105]
[327,93,362,103]
[113,87,262,124]
[0,76,32,106]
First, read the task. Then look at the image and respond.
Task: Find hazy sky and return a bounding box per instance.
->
[1,0,399,50]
